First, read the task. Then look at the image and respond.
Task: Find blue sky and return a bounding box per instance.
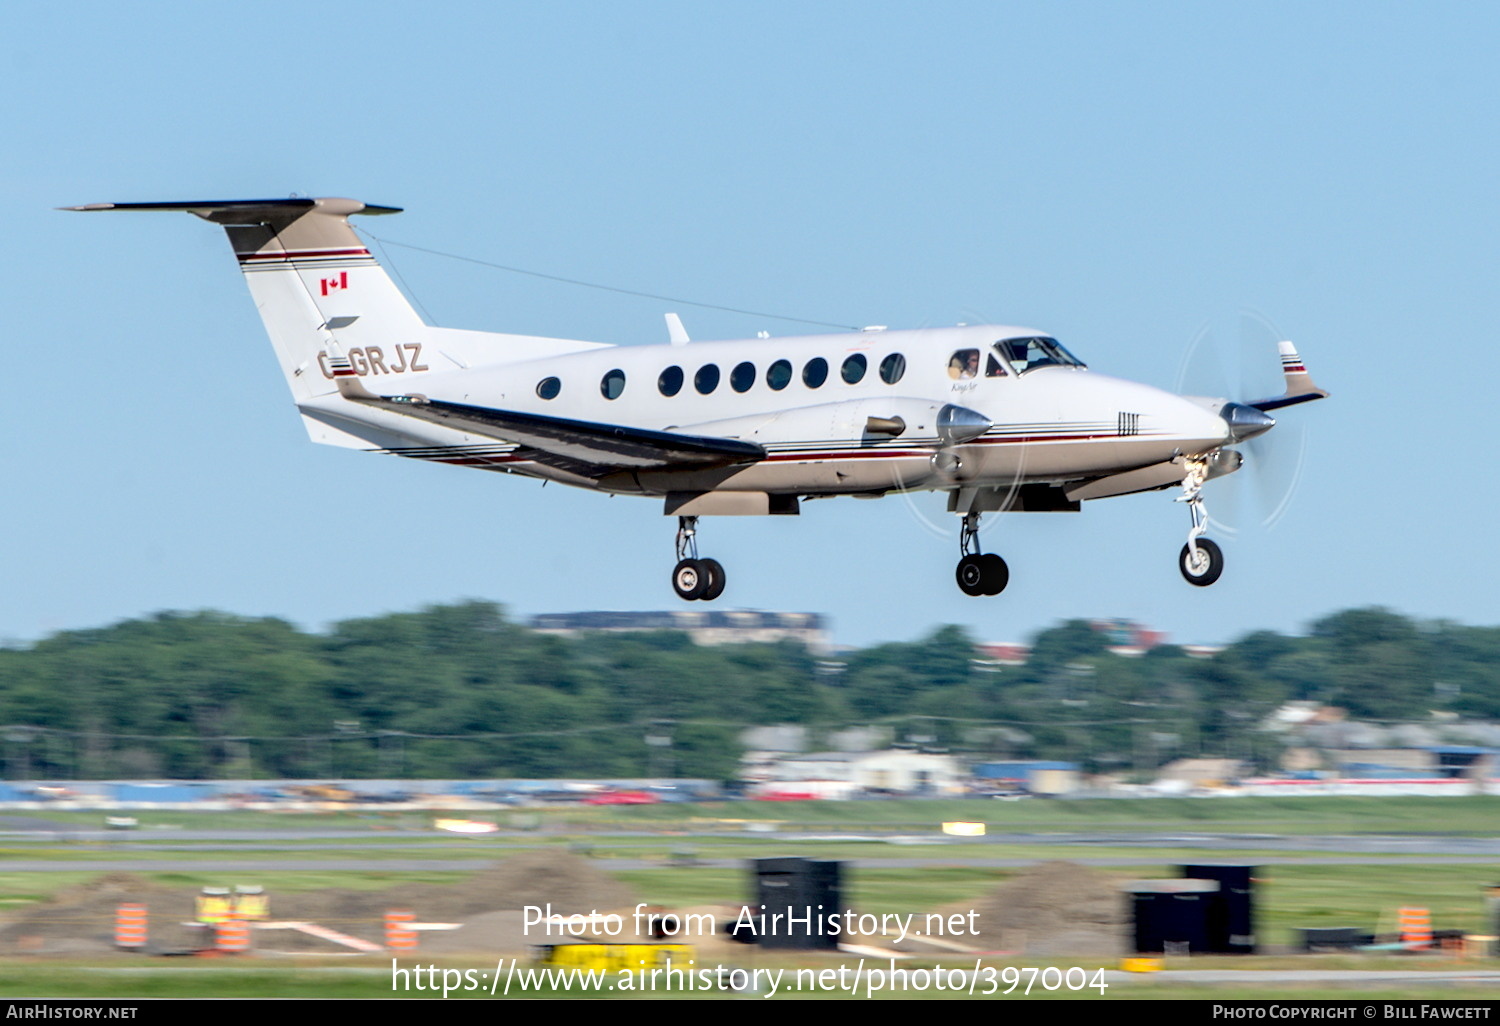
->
[1,1,1494,648]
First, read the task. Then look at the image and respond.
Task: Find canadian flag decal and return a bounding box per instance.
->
[320,272,349,296]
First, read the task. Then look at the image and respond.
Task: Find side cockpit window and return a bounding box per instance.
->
[947,349,980,379]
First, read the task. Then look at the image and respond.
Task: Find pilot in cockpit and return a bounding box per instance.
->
[948,349,980,379]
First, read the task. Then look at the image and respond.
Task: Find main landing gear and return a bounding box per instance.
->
[1177,456,1225,587]
[672,516,726,601]
[955,511,1009,597]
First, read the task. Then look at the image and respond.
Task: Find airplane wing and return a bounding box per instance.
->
[326,361,764,478]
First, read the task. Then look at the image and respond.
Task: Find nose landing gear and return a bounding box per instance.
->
[1177,456,1225,586]
[955,511,1009,596]
[671,516,726,601]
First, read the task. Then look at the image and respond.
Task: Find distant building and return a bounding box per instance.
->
[1090,618,1168,657]
[972,760,1080,796]
[1154,758,1247,790]
[749,749,965,796]
[1327,746,1496,781]
[979,620,1184,664]
[529,610,829,651]
[740,725,809,754]
[976,642,1031,665]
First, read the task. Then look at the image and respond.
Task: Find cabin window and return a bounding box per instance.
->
[947,349,980,379]
[600,368,626,400]
[841,353,867,384]
[879,353,906,384]
[767,359,793,391]
[537,376,561,400]
[695,364,720,394]
[802,357,828,388]
[658,365,684,396]
[731,361,756,393]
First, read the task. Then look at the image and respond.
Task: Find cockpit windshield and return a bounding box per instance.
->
[995,336,1086,374]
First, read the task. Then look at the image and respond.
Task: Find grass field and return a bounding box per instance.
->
[2,796,1499,1000]
[16,794,1500,835]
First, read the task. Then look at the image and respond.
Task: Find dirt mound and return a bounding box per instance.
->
[47,872,174,907]
[938,861,1130,957]
[0,872,190,956]
[420,909,534,954]
[396,849,639,921]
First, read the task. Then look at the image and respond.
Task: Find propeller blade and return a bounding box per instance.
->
[1177,311,1312,535]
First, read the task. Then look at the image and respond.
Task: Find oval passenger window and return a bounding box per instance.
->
[767,359,792,391]
[601,368,626,400]
[730,361,756,393]
[803,358,828,389]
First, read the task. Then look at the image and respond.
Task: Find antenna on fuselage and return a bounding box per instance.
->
[665,312,690,346]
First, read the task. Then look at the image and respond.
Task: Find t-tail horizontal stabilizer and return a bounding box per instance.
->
[1246,341,1330,412]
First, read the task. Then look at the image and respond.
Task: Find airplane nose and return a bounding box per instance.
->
[1219,402,1275,442]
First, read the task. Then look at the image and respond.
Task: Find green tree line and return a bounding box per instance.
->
[0,603,1496,780]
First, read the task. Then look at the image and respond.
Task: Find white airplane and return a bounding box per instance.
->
[69,197,1328,601]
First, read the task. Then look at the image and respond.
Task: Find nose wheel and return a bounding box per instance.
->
[1179,538,1224,586]
[1177,456,1224,587]
[672,517,727,601]
[954,512,1008,596]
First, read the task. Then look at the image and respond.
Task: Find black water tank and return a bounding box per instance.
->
[745,857,842,950]
[1130,880,1218,954]
[1181,865,1256,954]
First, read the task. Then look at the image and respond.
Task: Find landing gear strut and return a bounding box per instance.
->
[672,516,726,601]
[955,511,1008,596]
[1176,457,1225,586]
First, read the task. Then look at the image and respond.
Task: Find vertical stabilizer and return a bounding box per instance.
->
[65,197,429,407]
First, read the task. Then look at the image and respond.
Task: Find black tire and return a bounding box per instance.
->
[956,554,987,596]
[1179,538,1224,587]
[673,558,708,600]
[700,558,726,601]
[979,553,1009,596]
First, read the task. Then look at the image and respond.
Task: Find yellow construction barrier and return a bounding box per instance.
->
[232,886,268,921]
[941,822,986,837]
[535,943,694,973]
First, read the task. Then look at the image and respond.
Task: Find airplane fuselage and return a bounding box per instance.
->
[298,324,1231,503]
